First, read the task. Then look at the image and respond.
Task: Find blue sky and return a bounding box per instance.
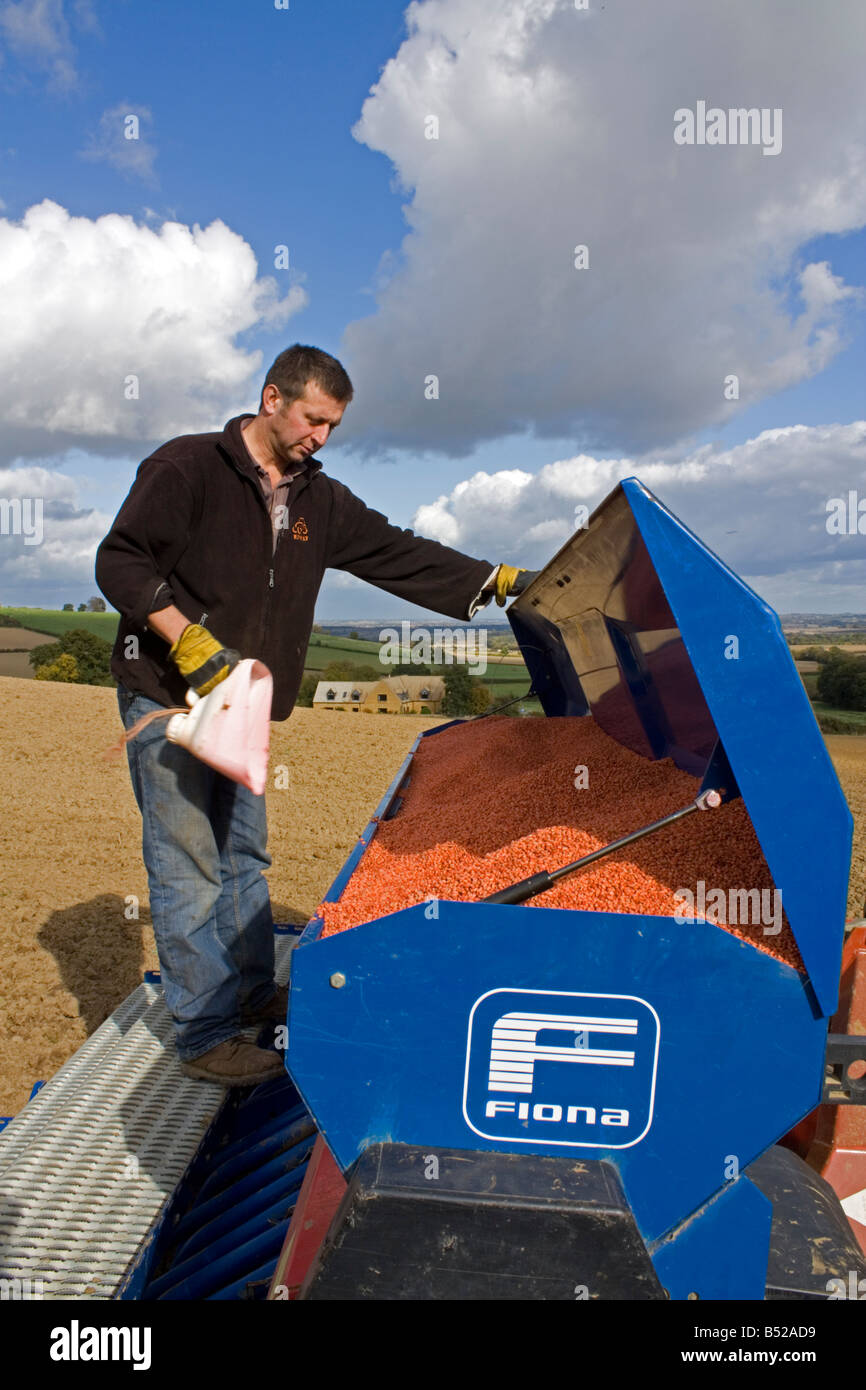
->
[0,0,864,618]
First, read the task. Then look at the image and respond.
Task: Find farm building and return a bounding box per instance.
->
[313,674,445,714]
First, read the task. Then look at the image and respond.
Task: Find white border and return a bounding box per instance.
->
[462,987,661,1150]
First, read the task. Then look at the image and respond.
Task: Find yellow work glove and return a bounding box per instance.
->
[169,624,240,696]
[494,565,538,607]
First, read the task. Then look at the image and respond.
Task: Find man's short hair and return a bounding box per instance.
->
[260,345,354,411]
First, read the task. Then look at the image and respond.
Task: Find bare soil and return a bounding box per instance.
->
[0,626,57,649]
[0,626,53,679]
[1,677,864,1116]
[0,676,443,1114]
[0,653,36,679]
[824,735,866,919]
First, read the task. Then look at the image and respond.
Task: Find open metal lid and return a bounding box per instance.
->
[507,477,851,1014]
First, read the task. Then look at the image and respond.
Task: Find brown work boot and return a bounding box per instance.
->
[180,1037,285,1087]
[240,983,289,1026]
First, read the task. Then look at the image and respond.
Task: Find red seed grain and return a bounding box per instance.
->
[319,716,802,970]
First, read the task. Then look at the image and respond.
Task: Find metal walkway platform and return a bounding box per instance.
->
[0,936,296,1300]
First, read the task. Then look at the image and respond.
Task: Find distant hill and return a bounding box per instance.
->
[0,608,119,641]
[318,620,510,636]
[782,614,866,629]
[0,611,529,695]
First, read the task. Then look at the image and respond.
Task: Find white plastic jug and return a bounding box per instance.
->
[165,658,273,795]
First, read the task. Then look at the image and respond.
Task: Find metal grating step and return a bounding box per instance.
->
[0,936,296,1300]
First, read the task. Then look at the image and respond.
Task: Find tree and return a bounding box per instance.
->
[817,653,866,711]
[87,596,106,612]
[441,665,475,716]
[295,674,319,707]
[392,662,432,675]
[322,660,381,681]
[77,603,87,612]
[30,629,114,686]
[349,630,360,641]
[469,682,492,715]
[62,603,74,612]
[33,653,80,683]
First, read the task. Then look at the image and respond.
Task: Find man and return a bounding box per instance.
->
[96,345,532,1086]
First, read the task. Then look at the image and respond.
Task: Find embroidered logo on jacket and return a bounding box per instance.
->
[292,518,309,542]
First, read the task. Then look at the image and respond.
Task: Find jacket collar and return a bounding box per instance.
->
[220,413,324,482]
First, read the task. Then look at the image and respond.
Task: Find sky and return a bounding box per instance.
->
[0,0,864,620]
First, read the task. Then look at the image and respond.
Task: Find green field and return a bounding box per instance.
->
[811,703,866,734]
[304,630,531,694]
[794,661,866,732]
[5,615,859,725]
[304,631,390,673]
[0,612,532,697]
[0,608,120,641]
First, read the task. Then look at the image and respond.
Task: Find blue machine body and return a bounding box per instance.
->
[285,478,852,1297]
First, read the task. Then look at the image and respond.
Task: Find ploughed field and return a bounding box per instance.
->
[0,626,58,679]
[0,676,864,1116]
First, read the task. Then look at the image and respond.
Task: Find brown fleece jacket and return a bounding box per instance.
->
[95,414,495,719]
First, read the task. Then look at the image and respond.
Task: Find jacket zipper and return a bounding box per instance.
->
[219,443,314,653]
[261,504,280,650]
[260,476,313,653]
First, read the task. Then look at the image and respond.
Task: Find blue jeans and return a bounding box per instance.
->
[117,684,275,1061]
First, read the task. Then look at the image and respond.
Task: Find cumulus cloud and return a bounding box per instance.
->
[80,103,158,184]
[0,200,308,452]
[412,421,866,610]
[342,0,866,455]
[0,462,112,602]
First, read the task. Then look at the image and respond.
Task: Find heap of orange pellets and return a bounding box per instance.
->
[319,716,801,970]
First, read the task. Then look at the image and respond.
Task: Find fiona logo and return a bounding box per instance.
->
[463,988,660,1150]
